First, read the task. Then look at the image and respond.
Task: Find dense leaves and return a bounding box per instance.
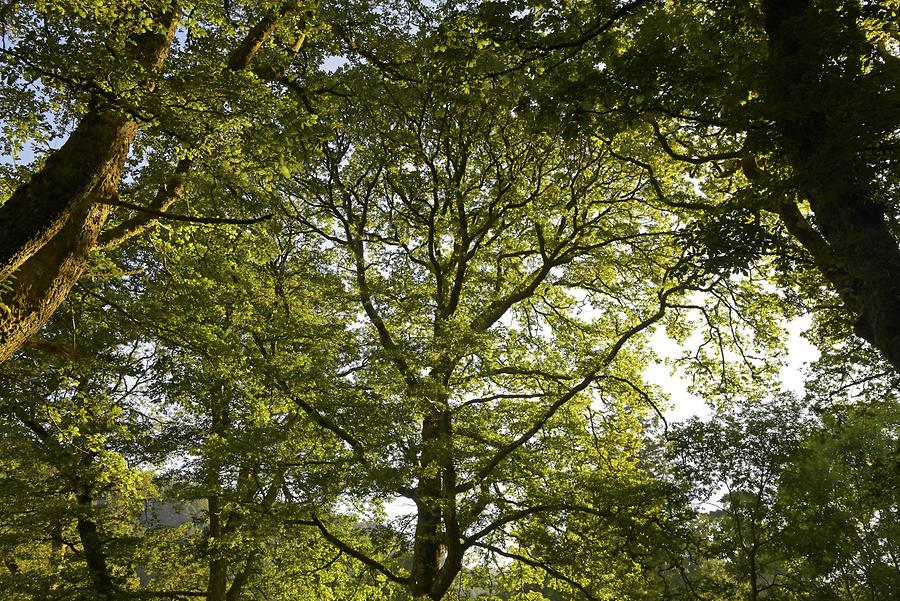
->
[0,1,898,600]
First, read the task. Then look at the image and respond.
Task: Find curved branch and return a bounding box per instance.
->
[605,374,669,439]
[649,121,742,165]
[458,285,684,493]
[295,517,410,587]
[522,0,653,52]
[250,333,370,466]
[227,2,299,71]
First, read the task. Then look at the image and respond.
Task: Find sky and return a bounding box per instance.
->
[646,314,820,423]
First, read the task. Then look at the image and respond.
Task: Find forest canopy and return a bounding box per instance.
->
[0,1,898,600]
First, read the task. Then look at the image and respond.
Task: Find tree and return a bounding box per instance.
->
[1,2,896,600]
[129,221,357,601]
[0,209,381,599]
[470,0,900,370]
[0,0,321,362]
[272,23,757,593]
[777,399,900,600]
[759,0,900,368]
[0,291,164,599]
[668,395,812,600]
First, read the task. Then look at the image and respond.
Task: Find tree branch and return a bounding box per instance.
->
[101,198,272,226]
[96,158,192,249]
[606,374,669,439]
[250,333,370,466]
[227,2,299,71]
[522,0,653,52]
[458,285,684,493]
[472,541,598,601]
[291,517,409,587]
[649,121,742,165]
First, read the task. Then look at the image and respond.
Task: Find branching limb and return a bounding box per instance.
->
[227,1,300,71]
[458,285,684,493]
[522,0,653,52]
[96,158,192,249]
[606,374,669,439]
[250,333,370,465]
[290,517,410,587]
[649,121,743,165]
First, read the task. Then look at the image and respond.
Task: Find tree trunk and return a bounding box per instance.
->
[0,11,178,363]
[409,406,462,600]
[206,492,229,601]
[410,414,446,597]
[0,111,133,363]
[225,552,257,601]
[75,487,116,600]
[762,0,900,370]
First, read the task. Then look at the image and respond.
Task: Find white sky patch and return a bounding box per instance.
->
[779,313,819,395]
[384,495,418,519]
[644,327,710,421]
[683,174,707,198]
[321,55,349,73]
[643,313,819,423]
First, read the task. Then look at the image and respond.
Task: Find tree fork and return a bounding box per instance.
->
[0,0,305,364]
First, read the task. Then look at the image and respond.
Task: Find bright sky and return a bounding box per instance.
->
[645,314,819,423]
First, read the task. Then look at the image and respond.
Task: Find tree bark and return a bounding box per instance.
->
[0,12,178,363]
[762,0,900,370]
[0,0,303,364]
[409,404,463,601]
[75,486,116,600]
[206,492,229,601]
[410,413,446,597]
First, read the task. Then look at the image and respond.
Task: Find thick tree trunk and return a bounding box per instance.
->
[762,0,900,370]
[0,111,135,363]
[410,407,462,600]
[0,12,177,363]
[0,1,301,364]
[206,492,229,601]
[410,414,445,597]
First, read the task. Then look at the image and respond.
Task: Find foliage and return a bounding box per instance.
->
[0,1,897,600]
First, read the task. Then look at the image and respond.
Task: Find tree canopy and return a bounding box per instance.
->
[0,1,897,600]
